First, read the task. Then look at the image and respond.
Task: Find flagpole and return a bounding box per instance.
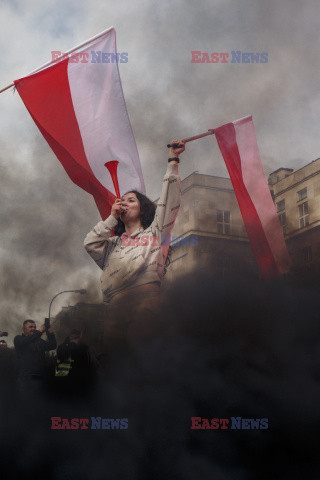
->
[0,83,14,94]
[167,129,215,148]
[0,25,115,94]
[27,25,115,76]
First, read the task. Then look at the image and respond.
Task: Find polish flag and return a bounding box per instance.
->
[13,27,145,219]
[215,115,291,279]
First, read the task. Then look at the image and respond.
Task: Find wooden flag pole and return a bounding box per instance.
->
[167,129,215,148]
[0,83,14,94]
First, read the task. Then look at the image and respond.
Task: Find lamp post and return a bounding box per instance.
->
[48,289,87,322]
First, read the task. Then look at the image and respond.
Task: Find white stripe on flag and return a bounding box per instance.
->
[68,29,145,197]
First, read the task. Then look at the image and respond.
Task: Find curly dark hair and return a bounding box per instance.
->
[114,190,156,236]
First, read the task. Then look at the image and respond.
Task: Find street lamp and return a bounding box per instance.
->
[48,289,87,322]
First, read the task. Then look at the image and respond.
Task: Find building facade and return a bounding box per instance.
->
[165,157,320,283]
[165,171,258,282]
[269,157,320,280]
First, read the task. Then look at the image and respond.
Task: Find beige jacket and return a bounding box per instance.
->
[84,162,181,302]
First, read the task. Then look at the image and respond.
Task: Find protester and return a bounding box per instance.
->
[55,329,95,392]
[84,141,185,344]
[14,319,57,393]
[0,340,7,347]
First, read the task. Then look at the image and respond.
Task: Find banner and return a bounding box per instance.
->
[14,27,145,219]
[215,115,291,278]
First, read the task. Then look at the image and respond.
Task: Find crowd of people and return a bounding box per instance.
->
[0,320,95,395]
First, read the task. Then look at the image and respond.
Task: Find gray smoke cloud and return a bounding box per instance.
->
[0,138,102,341]
[1,0,320,338]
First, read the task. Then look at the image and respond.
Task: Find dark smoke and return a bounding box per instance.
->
[0,271,319,479]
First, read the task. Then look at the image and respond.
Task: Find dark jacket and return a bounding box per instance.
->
[14,330,57,379]
[57,339,92,378]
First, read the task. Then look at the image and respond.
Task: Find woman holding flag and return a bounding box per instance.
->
[84,140,186,343]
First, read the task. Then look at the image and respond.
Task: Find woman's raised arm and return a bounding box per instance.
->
[151,140,185,238]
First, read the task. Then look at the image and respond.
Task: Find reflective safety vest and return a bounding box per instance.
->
[55,356,74,377]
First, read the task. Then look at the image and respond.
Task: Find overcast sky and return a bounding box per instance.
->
[1,0,319,340]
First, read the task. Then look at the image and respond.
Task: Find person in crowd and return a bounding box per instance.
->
[55,328,95,392]
[14,319,57,393]
[84,141,185,345]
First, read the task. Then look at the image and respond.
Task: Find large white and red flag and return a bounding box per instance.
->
[215,115,291,279]
[13,27,145,219]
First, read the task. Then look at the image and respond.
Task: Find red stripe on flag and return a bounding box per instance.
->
[215,122,280,279]
[14,60,114,218]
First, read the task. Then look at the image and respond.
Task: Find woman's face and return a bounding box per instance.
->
[121,192,141,222]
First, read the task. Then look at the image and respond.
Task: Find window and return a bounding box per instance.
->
[276,199,285,212]
[278,212,287,235]
[298,202,309,228]
[297,187,307,202]
[217,210,231,235]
